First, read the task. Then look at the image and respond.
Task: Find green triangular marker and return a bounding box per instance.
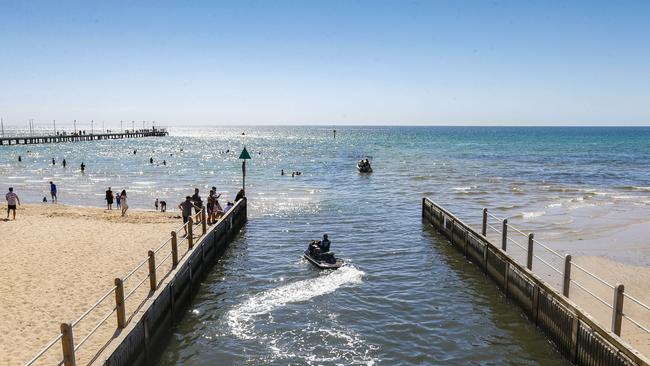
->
[239,147,251,159]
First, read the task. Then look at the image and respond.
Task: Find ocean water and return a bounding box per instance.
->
[3,126,650,364]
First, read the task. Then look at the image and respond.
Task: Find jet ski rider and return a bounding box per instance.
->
[309,234,333,262]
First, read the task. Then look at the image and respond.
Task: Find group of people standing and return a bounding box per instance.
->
[178,188,245,236]
[105,187,129,216]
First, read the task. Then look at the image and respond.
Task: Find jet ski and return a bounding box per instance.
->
[304,240,343,269]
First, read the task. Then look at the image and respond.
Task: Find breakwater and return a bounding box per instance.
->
[422,197,649,366]
[95,198,247,366]
[26,198,246,366]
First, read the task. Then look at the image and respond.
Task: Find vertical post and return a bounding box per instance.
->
[60,323,76,366]
[501,219,508,251]
[527,233,534,270]
[114,278,126,328]
[201,206,207,235]
[570,316,580,363]
[482,208,487,236]
[503,262,510,296]
[171,231,178,267]
[611,284,625,336]
[187,221,194,249]
[563,254,572,297]
[53,119,56,135]
[148,250,157,291]
[242,160,246,191]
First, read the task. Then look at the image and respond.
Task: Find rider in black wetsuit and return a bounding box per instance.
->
[319,234,331,253]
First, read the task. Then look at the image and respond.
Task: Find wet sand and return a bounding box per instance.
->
[0,204,179,365]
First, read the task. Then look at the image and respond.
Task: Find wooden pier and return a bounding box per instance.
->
[0,129,168,146]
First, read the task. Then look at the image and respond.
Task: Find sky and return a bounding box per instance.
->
[0,0,649,127]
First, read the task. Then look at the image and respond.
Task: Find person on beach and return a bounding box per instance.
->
[191,188,203,224]
[207,194,215,224]
[52,158,56,165]
[160,200,167,212]
[281,169,284,176]
[18,155,21,162]
[120,190,129,216]
[49,181,57,203]
[116,193,121,209]
[62,159,67,168]
[155,198,159,211]
[6,187,20,220]
[106,187,114,210]
[178,196,200,237]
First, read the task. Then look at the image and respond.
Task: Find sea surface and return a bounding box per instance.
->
[3,126,650,364]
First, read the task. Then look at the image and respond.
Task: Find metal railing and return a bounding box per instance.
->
[25,207,211,366]
[482,208,649,340]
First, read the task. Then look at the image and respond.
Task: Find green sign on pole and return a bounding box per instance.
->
[239,147,251,160]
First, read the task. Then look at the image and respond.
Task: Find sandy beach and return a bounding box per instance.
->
[0,204,179,365]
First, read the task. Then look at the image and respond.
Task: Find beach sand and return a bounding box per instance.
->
[571,256,650,357]
[0,204,180,365]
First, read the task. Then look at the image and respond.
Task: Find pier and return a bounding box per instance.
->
[0,128,168,146]
[422,197,649,366]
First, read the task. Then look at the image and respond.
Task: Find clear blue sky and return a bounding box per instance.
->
[1,0,649,126]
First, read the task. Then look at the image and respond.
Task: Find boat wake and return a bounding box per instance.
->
[227,266,364,339]
[226,266,377,364]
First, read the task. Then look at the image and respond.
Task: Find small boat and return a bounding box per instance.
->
[357,160,373,173]
[304,248,343,270]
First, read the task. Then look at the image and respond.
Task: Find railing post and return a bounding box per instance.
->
[527,233,534,270]
[148,250,157,291]
[612,284,625,336]
[60,323,76,366]
[563,255,572,297]
[171,231,178,267]
[482,208,488,236]
[114,278,126,328]
[501,219,508,251]
[187,221,194,249]
[201,206,207,235]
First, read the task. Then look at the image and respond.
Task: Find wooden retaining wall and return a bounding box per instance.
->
[422,197,649,366]
[95,198,247,366]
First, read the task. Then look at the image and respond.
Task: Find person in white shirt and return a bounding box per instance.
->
[6,187,20,220]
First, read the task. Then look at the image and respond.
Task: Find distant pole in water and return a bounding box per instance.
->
[53,119,56,135]
[74,119,77,134]
[91,120,94,135]
[120,120,123,132]
[333,129,336,139]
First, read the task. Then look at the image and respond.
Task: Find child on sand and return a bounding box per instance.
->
[120,190,129,216]
[5,187,20,220]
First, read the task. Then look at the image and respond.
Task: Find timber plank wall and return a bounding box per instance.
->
[96,198,247,366]
[423,197,649,366]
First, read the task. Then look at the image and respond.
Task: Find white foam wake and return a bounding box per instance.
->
[227,266,364,339]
